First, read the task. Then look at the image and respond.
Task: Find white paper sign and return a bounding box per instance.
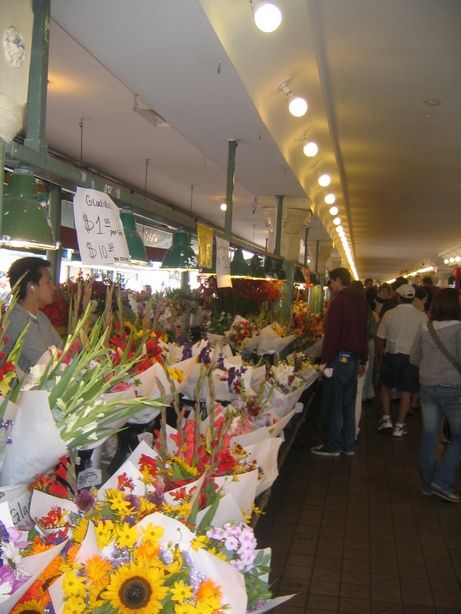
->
[73,187,131,266]
[216,236,232,287]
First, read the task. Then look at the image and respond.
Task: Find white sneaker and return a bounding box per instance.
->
[393,424,408,437]
[378,417,393,431]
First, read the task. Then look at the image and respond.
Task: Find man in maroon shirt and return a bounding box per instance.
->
[311,268,369,457]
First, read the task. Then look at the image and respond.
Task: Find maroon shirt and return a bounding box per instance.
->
[321,287,369,365]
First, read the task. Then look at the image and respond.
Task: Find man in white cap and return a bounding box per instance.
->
[375,284,427,436]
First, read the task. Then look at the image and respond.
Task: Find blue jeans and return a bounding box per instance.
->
[321,355,360,452]
[419,385,461,494]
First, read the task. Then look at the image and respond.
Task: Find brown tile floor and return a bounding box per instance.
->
[254,383,461,613]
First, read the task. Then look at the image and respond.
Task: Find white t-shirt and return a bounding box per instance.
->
[377,304,427,355]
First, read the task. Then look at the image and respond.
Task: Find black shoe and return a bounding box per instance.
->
[311,445,340,457]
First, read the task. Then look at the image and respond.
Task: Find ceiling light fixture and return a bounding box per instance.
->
[2,166,57,250]
[220,199,227,212]
[329,205,339,216]
[120,209,148,265]
[278,80,307,117]
[230,247,250,277]
[303,141,318,157]
[249,254,266,279]
[325,194,335,205]
[161,228,198,271]
[318,174,331,187]
[252,1,282,33]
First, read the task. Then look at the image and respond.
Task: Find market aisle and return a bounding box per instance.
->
[254,384,461,613]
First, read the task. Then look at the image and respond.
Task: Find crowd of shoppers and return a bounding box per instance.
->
[314,272,461,504]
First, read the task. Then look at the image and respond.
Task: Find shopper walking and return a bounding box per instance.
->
[410,288,461,503]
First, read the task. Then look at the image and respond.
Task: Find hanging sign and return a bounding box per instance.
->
[73,188,131,266]
[216,236,232,288]
[197,223,213,269]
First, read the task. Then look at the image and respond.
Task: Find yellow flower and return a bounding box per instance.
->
[106,489,134,516]
[191,535,209,551]
[11,600,45,614]
[102,560,168,614]
[63,595,86,614]
[139,497,157,516]
[170,579,194,604]
[175,604,197,614]
[72,517,89,544]
[116,522,139,549]
[95,519,116,548]
[62,569,87,599]
[140,522,164,544]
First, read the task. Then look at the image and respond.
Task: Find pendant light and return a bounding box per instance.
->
[295,268,305,284]
[161,228,198,271]
[2,166,57,250]
[249,254,266,280]
[120,209,148,265]
[275,260,287,281]
[230,247,250,277]
[263,256,277,280]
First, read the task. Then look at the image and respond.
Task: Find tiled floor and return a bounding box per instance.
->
[254,382,461,613]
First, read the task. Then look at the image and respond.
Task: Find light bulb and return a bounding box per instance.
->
[303,141,318,157]
[253,2,282,32]
[333,217,341,226]
[220,201,227,211]
[318,174,331,187]
[325,193,335,205]
[288,95,308,117]
[329,205,339,216]
[336,225,344,233]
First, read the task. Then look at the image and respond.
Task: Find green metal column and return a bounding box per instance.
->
[224,140,237,239]
[46,182,61,284]
[280,261,295,321]
[0,139,5,240]
[24,0,50,154]
[274,195,283,256]
[303,227,309,267]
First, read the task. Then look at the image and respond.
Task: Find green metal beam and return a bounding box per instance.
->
[224,139,237,239]
[24,0,50,154]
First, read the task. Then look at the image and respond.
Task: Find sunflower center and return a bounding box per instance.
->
[119,575,152,609]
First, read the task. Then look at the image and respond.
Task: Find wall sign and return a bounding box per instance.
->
[74,188,131,266]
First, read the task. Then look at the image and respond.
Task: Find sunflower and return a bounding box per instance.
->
[11,600,46,614]
[102,560,168,614]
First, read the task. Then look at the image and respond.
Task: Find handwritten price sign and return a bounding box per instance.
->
[74,188,131,266]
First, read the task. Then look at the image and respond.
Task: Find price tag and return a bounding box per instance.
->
[73,187,131,266]
[77,468,102,490]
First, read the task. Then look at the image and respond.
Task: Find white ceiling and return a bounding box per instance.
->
[40,0,461,281]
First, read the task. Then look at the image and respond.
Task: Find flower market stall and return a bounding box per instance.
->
[0,275,323,613]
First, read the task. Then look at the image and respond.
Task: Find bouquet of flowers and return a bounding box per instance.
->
[0,305,158,486]
[263,359,317,418]
[291,299,324,351]
[225,316,259,353]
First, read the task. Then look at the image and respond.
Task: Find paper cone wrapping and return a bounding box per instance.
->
[0,400,18,474]
[0,390,68,486]
[264,381,308,418]
[243,438,283,496]
[250,364,267,389]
